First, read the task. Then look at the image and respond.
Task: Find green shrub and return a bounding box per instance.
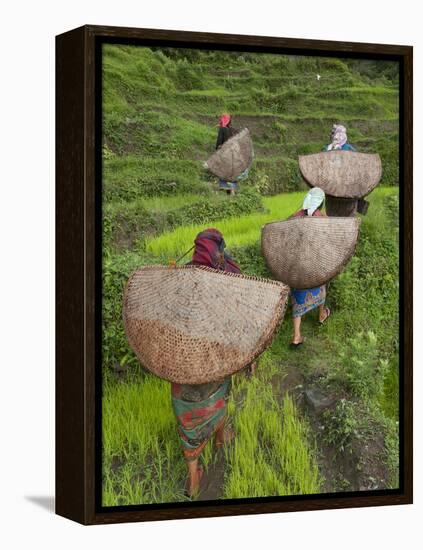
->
[249,158,306,195]
[175,60,205,90]
[102,252,140,373]
[323,399,360,454]
[228,242,271,278]
[329,193,399,348]
[328,331,388,402]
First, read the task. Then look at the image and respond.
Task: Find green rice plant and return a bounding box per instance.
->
[144,188,393,260]
[105,187,264,248]
[224,375,321,498]
[102,373,188,505]
[145,191,304,258]
[137,193,203,212]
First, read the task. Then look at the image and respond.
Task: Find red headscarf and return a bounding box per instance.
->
[188,228,241,273]
[219,113,231,128]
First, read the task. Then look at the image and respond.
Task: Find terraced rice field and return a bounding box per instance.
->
[101,44,400,505]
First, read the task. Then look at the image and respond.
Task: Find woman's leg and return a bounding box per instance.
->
[185,456,203,497]
[292,315,302,344]
[215,417,235,447]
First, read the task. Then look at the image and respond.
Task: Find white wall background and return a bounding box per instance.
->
[1,1,420,548]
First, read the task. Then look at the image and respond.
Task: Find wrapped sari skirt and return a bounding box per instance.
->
[171,378,231,461]
[291,285,326,318]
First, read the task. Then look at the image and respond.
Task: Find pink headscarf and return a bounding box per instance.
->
[219,113,231,128]
[327,124,348,150]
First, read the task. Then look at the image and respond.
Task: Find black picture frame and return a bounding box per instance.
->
[56,24,413,525]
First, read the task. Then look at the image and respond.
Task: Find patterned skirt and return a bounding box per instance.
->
[171,378,231,461]
[291,286,326,318]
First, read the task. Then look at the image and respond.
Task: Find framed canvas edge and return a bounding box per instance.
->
[55,24,413,526]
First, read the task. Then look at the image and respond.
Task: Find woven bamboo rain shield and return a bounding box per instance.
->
[299,151,382,198]
[123,265,289,384]
[205,128,254,181]
[262,217,361,289]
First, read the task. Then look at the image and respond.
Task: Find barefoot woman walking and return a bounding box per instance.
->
[171,228,239,496]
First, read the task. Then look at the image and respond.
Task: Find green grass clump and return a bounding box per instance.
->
[144,188,392,259]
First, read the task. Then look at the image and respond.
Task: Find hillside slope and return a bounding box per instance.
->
[103,45,399,199]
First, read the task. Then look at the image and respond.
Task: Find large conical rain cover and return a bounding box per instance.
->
[123,265,289,384]
[299,151,382,198]
[205,128,254,181]
[262,217,361,289]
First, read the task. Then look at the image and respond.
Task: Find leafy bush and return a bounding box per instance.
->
[328,331,388,402]
[323,399,360,454]
[102,252,140,373]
